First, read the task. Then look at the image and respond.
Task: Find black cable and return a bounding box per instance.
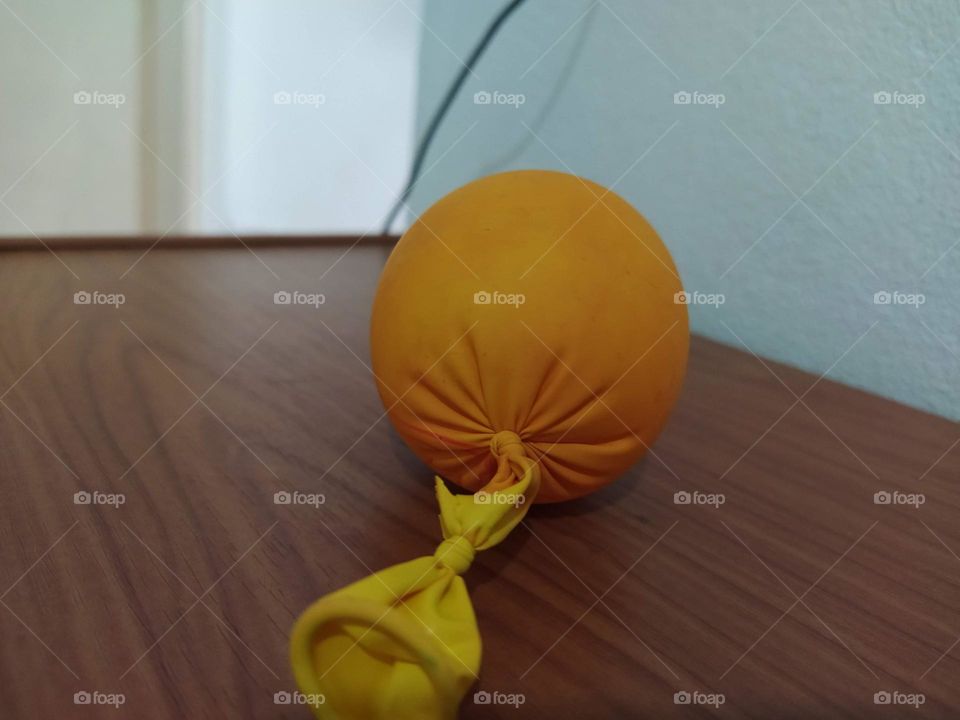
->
[380,0,529,236]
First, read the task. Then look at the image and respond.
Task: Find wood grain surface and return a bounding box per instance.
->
[1,241,958,719]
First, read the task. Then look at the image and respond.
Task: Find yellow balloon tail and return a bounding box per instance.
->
[290,438,540,720]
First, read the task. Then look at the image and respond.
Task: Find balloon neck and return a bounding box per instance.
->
[487,430,538,502]
[490,429,524,458]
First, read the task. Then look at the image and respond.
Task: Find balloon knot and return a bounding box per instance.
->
[434,535,476,575]
[490,430,524,458]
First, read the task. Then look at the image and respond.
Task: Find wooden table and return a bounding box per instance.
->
[1,239,958,719]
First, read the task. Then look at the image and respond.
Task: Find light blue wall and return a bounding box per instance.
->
[409,0,960,420]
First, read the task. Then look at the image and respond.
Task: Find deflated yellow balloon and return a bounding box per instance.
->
[291,170,688,719]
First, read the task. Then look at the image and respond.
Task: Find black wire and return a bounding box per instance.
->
[380,0,529,236]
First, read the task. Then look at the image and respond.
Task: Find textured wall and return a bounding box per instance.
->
[409,0,960,420]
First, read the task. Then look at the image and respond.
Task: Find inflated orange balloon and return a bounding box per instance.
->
[290,169,688,720]
[371,169,688,502]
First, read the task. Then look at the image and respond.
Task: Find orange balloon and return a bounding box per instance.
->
[371,170,688,502]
